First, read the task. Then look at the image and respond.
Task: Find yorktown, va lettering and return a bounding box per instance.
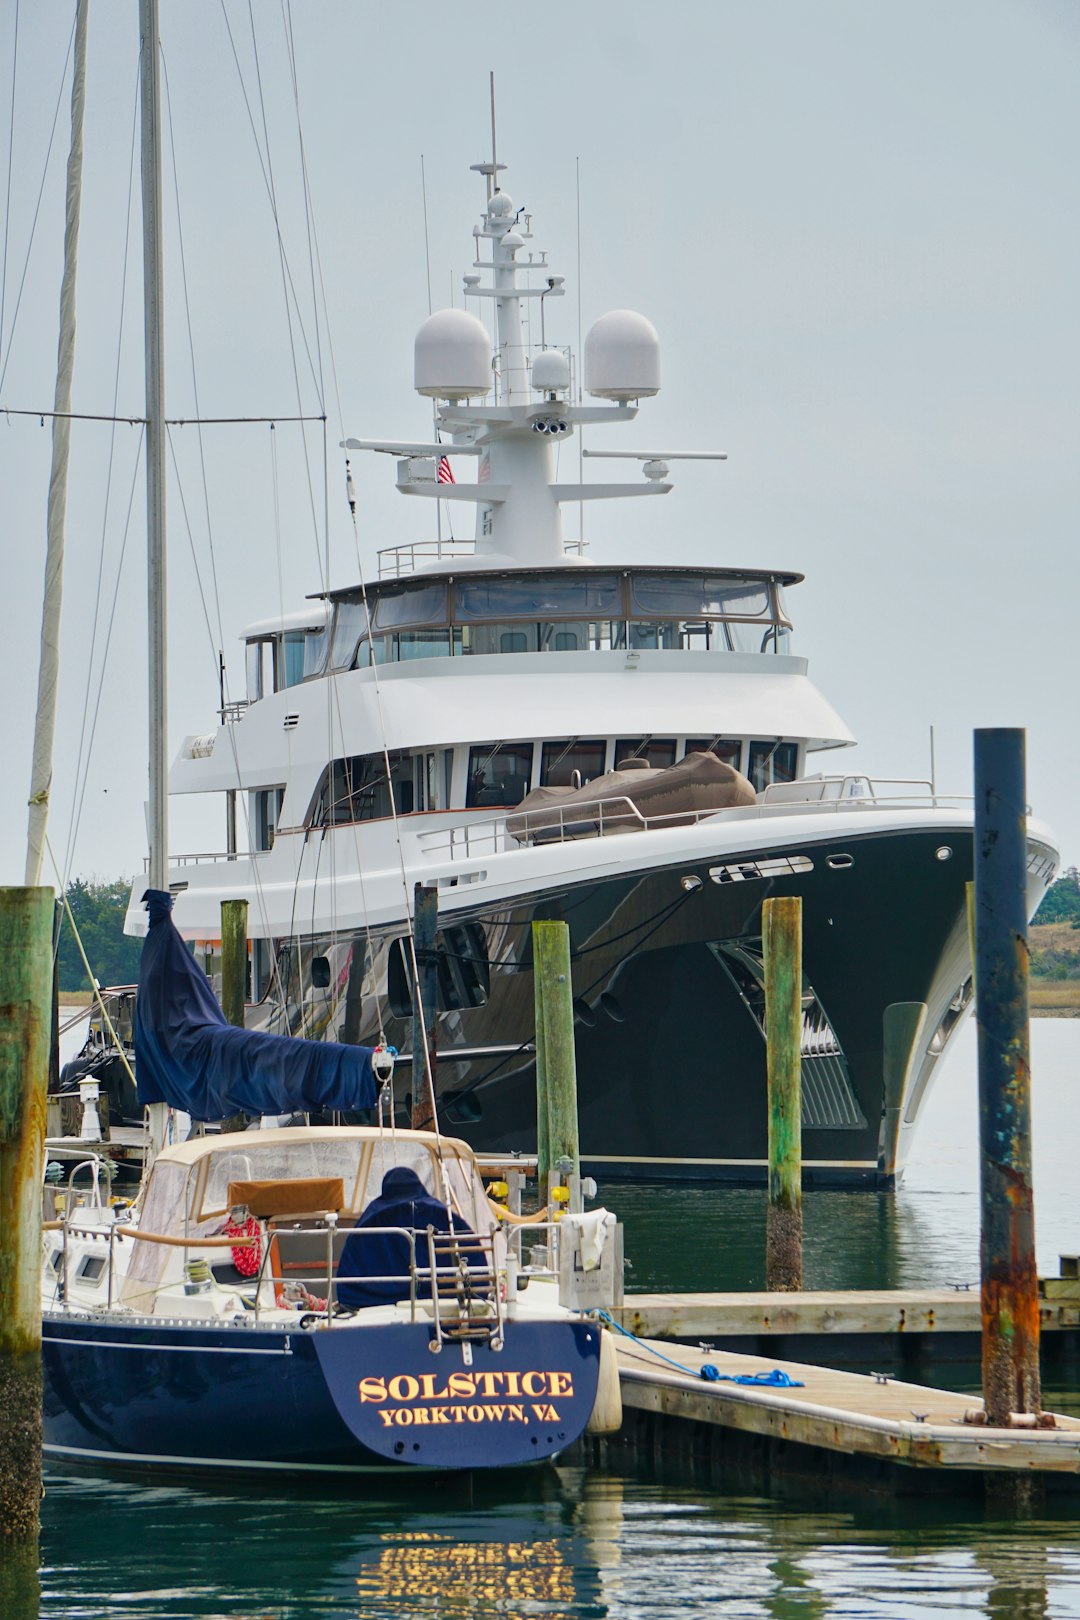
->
[358,1370,574,1427]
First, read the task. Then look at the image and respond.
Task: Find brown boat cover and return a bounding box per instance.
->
[506,751,756,842]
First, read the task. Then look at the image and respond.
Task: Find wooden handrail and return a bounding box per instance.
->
[42,1220,256,1249]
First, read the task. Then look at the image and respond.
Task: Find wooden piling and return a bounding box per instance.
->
[532,920,580,1205]
[220,898,248,1029]
[973,728,1040,1426]
[0,887,55,1564]
[410,882,439,1130]
[763,895,803,1291]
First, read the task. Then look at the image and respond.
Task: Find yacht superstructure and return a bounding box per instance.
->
[127,150,1058,1185]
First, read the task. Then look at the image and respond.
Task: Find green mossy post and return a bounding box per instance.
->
[0,886,55,1595]
[532,920,579,1205]
[220,899,248,1030]
[763,895,803,1291]
[219,899,249,1134]
[410,883,439,1131]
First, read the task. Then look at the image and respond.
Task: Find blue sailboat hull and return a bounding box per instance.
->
[42,1313,601,1475]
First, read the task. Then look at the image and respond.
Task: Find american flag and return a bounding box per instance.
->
[437,455,455,485]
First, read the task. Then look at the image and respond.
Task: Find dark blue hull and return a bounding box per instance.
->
[42,1313,601,1475]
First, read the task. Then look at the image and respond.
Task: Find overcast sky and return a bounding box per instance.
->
[1,0,1077,890]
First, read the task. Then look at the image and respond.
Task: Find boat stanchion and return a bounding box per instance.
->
[532,920,580,1207]
[0,885,54,1591]
[411,882,439,1130]
[973,729,1041,1434]
[763,894,803,1292]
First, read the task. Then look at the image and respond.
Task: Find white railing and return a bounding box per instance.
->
[417,777,973,861]
[377,536,588,579]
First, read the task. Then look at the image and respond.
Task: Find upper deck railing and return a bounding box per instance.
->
[415,776,976,860]
[377,537,588,579]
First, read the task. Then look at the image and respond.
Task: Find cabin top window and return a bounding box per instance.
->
[316,566,798,676]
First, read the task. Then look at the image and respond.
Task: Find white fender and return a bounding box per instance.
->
[586,1327,623,1435]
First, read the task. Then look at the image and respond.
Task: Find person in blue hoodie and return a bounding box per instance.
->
[336,1166,486,1309]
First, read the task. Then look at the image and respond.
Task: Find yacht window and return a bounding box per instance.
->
[630,573,770,620]
[245,638,273,702]
[307,751,425,826]
[540,739,606,788]
[373,580,449,629]
[466,743,533,808]
[459,623,539,656]
[455,575,620,620]
[279,631,307,690]
[253,786,285,851]
[329,601,370,670]
[686,738,743,769]
[748,741,799,792]
[302,621,330,679]
[76,1254,106,1282]
[615,738,677,770]
[392,629,453,661]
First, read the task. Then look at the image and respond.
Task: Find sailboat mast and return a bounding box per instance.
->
[140,0,168,892]
[23,0,89,885]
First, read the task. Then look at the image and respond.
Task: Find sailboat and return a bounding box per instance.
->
[38,1,615,1477]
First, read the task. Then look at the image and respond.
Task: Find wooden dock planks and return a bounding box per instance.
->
[613,1289,1076,1342]
[614,1337,1080,1475]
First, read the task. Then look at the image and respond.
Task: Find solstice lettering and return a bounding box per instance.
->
[358,1370,574,1404]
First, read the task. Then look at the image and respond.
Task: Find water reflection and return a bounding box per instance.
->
[37,1023,1080,1619]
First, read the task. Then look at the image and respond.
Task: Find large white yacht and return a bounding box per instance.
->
[127,151,1058,1185]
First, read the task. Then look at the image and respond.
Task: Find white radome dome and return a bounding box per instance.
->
[414,309,493,400]
[584,309,661,401]
[531,348,571,393]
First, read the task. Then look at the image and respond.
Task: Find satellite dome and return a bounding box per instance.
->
[584,310,661,401]
[414,309,493,400]
[531,348,571,393]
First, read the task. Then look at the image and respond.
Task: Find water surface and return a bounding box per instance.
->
[40,1020,1080,1619]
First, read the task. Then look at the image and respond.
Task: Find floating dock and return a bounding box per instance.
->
[607,1335,1080,1489]
[610,1287,1080,1379]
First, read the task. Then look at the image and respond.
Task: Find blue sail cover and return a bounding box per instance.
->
[134,890,377,1120]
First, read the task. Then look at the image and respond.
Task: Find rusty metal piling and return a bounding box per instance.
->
[973,728,1041,1427]
[410,882,439,1130]
[0,886,55,1601]
[763,895,803,1291]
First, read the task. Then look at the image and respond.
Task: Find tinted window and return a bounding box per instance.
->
[686,738,743,768]
[748,741,798,791]
[630,573,770,619]
[455,574,620,621]
[615,738,677,770]
[373,580,448,629]
[466,743,533,807]
[540,740,606,787]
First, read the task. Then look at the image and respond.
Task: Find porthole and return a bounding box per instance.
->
[935,846,953,862]
[826,853,854,871]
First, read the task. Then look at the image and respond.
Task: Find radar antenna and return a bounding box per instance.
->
[469,72,507,199]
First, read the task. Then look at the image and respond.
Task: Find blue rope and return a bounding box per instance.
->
[597,1310,804,1388]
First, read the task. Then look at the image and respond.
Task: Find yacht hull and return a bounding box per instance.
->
[41,1314,601,1475]
[272,821,1051,1186]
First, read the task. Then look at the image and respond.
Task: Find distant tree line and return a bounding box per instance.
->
[1033,867,1080,927]
[57,878,142,993]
